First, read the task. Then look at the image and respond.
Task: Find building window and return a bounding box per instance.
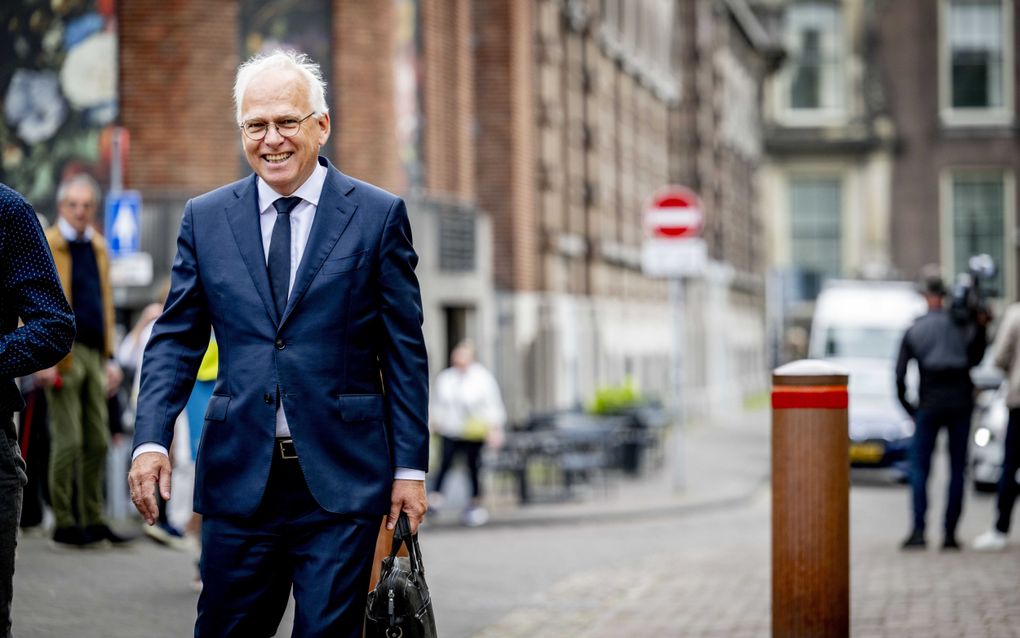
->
[941,0,1014,124]
[790,177,842,291]
[949,174,1007,296]
[781,2,844,119]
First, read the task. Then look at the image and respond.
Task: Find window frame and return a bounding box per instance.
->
[787,173,846,284]
[938,0,1015,127]
[774,1,848,127]
[939,169,1016,301]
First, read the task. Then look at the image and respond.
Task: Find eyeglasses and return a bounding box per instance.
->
[240,112,316,141]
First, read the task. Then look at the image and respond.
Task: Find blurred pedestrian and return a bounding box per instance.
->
[972,301,1020,551]
[128,50,429,637]
[895,265,988,550]
[430,340,506,527]
[116,287,188,548]
[0,183,75,638]
[36,174,129,547]
[173,334,218,592]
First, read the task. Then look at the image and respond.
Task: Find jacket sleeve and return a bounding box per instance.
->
[0,196,75,378]
[133,201,210,452]
[993,306,1019,373]
[375,197,430,471]
[894,331,916,417]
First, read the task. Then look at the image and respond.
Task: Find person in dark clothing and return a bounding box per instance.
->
[895,266,988,550]
[17,377,50,530]
[0,183,75,638]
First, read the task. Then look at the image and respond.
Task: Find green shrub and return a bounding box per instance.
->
[589,378,642,415]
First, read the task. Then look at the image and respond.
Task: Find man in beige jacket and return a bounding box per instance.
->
[37,174,126,547]
[973,303,1020,551]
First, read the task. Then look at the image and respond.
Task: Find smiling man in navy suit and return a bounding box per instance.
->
[127,50,429,637]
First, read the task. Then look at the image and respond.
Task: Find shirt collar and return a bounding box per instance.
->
[257,161,328,215]
[57,217,94,242]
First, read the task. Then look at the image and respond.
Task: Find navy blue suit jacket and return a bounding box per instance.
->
[133,159,429,518]
[0,184,75,413]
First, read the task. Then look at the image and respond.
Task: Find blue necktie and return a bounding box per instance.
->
[268,197,301,317]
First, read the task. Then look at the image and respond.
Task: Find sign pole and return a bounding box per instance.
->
[671,275,686,491]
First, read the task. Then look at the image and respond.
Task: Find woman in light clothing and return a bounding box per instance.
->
[430,341,506,526]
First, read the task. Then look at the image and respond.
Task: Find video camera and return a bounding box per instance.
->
[950,253,996,325]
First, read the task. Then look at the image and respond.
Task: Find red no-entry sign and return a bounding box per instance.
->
[641,186,706,278]
[644,187,702,239]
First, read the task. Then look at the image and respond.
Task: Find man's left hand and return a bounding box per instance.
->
[387,480,428,534]
[106,361,123,397]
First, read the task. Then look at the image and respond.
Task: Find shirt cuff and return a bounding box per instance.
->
[394,467,426,481]
[132,443,169,461]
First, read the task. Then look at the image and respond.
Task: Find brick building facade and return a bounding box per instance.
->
[118,0,493,380]
[114,0,778,419]
[478,0,776,418]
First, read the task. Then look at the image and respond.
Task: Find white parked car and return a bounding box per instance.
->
[809,280,926,479]
[971,383,1008,492]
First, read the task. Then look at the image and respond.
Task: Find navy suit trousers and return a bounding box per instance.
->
[196,452,378,638]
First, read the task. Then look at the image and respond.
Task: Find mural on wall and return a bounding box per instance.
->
[239,0,332,161]
[0,0,118,217]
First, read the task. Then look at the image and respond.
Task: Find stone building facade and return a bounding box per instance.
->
[758,0,1020,362]
[119,0,493,380]
[478,0,777,419]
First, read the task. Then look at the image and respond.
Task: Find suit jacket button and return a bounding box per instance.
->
[275,338,285,350]
[263,393,273,405]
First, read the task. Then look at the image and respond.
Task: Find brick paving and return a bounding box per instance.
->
[11,408,1020,637]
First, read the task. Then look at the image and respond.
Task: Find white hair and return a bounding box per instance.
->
[56,173,101,207]
[233,50,329,124]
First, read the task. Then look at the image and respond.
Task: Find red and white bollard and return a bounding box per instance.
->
[771,360,850,638]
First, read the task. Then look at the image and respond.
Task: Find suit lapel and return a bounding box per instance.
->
[225,176,279,325]
[280,166,358,326]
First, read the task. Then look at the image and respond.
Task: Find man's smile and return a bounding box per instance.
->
[263,152,293,163]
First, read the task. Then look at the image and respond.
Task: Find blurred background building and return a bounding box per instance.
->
[759,0,1020,364]
[1,0,1018,422]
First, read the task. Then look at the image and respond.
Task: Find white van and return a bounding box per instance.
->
[809,280,927,478]
[809,280,927,361]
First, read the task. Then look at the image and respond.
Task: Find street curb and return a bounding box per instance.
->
[423,473,771,532]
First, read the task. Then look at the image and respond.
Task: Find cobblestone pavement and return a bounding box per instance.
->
[460,484,1019,638]
[11,409,1020,637]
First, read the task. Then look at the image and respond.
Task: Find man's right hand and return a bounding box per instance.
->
[128,452,172,525]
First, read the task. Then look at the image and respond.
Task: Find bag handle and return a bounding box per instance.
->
[388,512,426,576]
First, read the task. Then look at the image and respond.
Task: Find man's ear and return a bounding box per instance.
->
[317,112,331,146]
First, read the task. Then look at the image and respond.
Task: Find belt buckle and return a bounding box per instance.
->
[278,439,297,459]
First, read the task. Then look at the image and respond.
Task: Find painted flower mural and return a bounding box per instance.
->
[0,0,117,214]
[4,69,68,145]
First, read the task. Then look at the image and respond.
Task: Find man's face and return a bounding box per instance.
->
[58,182,97,236]
[240,69,330,196]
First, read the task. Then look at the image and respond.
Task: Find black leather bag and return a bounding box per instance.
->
[365,513,438,638]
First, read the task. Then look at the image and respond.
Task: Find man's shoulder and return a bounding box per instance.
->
[190,175,254,210]
[337,170,400,208]
[43,221,61,245]
[1001,303,1020,330]
[0,183,35,224]
[0,183,28,211]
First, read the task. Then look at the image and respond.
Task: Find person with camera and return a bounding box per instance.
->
[895,265,988,550]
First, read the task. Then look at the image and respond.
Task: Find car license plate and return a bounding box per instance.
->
[849,442,885,464]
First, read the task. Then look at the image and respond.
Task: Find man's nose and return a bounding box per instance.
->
[263,124,286,144]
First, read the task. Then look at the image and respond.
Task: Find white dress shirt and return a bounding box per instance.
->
[134,164,424,481]
[58,217,94,242]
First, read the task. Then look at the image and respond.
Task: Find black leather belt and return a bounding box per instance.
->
[276,438,297,460]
